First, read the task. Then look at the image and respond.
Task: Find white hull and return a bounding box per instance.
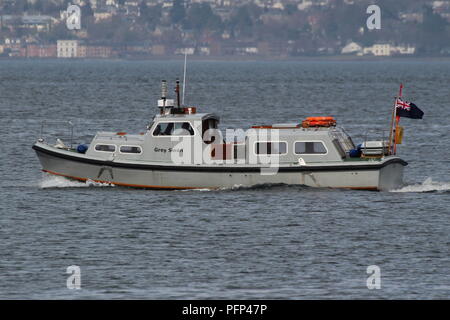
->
[34,142,406,191]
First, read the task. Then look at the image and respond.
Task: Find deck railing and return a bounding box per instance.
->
[39,120,74,149]
[362,128,390,156]
[329,127,355,153]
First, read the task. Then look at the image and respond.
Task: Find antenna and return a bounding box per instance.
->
[182,52,187,106]
[175,79,180,108]
[161,79,167,112]
[161,80,167,100]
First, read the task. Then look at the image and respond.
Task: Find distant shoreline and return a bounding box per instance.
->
[2,55,450,62]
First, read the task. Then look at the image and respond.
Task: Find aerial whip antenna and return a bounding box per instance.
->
[182,51,187,106]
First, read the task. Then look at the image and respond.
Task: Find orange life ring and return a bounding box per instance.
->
[302,117,336,128]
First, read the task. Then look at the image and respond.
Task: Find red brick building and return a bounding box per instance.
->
[86,46,113,58]
[25,44,57,58]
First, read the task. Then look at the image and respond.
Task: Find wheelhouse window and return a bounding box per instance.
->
[120,146,142,154]
[202,118,219,144]
[152,122,194,136]
[255,142,287,155]
[95,144,116,152]
[294,142,327,154]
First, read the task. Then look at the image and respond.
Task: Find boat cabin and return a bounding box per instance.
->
[85,109,355,166]
[82,80,357,166]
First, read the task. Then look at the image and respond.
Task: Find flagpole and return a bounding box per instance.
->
[393,116,400,154]
[388,98,398,155]
[393,84,403,155]
[387,84,403,155]
[387,98,396,155]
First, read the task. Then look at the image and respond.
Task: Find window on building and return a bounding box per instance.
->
[255,142,287,155]
[294,142,327,154]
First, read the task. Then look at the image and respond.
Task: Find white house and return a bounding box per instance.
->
[175,47,195,55]
[392,45,416,55]
[363,44,391,56]
[199,46,210,56]
[362,43,416,56]
[94,11,113,22]
[341,42,362,55]
[57,40,81,58]
[297,0,313,10]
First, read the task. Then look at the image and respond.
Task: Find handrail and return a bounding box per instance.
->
[329,127,355,153]
[40,120,74,149]
[362,128,389,156]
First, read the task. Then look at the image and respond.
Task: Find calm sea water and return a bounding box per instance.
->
[0,59,449,299]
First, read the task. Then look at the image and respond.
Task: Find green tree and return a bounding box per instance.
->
[419,5,448,53]
[229,5,254,38]
[285,4,297,15]
[81,2,94,18]
[139,3,162,31]
[170,0,186,25]
[185,3,222,32]
[44,22,74,41]
[2,0,27,14]
[422,6,447,34]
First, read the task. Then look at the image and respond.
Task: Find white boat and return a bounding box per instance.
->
[33,80,408,191]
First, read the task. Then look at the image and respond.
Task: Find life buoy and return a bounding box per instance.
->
[302,117,336,128]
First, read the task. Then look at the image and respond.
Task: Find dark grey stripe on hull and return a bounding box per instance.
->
[33,144,408,173]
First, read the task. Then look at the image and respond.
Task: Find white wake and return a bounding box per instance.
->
[40,175,113,189]
[391,177,450,193]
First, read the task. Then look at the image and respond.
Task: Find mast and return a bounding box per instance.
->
[393,84,403,155]
[158,80,175,115]
[387,98,397,155]
[182,52,187,106]
[161,80,167,101]
[161,79,167,113]
[387,84,402,155]
[175,79,181,108]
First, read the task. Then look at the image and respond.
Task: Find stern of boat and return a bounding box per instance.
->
[377,157,406,191]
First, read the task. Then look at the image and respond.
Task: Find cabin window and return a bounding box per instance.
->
[152,122,194,136]
[202,118,219,144]
[95,144,116,152]
[120,145,142,154]
[294,142,327,154]
[255,142,287,155]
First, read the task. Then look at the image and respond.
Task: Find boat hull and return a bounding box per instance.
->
[33,143,406,191]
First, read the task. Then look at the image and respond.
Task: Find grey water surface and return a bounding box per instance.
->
[0,59,449,299]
